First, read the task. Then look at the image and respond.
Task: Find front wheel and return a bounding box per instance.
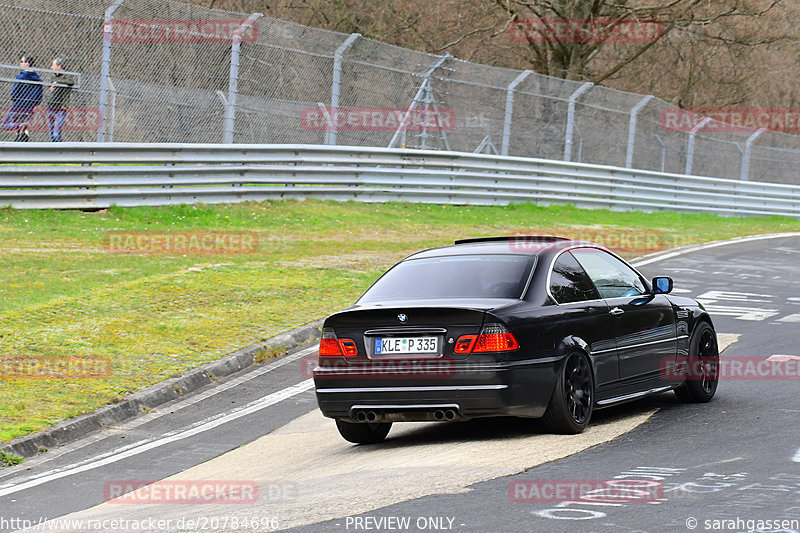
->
[335,419,392,444]
[674,321,719,403]
[543,351,594,434]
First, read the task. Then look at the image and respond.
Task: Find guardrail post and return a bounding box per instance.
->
[625,95,654,168]
[685,117,711,175]
[328,33,361,146]
[501,70,532,156]
[563,82,593,161]
[223,13,263,144]
[97,0,125,142]
[741,127,766,181]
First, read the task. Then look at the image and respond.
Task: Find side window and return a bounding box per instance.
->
[549,252,601,304]
[571,248,647,299]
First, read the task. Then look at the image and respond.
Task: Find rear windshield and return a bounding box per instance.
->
[358,254,535,303]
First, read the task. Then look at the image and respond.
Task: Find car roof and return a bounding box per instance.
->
[405,236,607,260]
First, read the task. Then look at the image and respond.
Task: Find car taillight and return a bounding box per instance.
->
[455,323,519,354]
[319,329,358,357]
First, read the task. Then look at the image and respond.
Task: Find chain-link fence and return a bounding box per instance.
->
[3,0,800,185]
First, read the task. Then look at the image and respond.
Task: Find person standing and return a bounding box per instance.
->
[1,55,43,141]
[46,58,75,142]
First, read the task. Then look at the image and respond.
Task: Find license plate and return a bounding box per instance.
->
[374,337,438,355]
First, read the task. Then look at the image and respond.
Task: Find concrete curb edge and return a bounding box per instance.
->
[2,319,323,459]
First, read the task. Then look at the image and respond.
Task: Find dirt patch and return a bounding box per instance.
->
[280,250,410,273]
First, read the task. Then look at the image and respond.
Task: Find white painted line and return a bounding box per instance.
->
[793,447,800,463]
[0,379,315,498]
[696,290,773,302]
[696,304,779,321]
[632,232,800,267]
[777,313,800,323]
[766,355,800,362]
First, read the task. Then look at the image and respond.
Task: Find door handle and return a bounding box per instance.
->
[609,307,624,316]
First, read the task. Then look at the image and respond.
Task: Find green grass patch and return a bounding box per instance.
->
[1,199,798,442]
[0,450,23,466]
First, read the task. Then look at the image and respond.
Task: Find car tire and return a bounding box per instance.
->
[335,419,392,444]
[543,351,594,434]
[674,321,719,403]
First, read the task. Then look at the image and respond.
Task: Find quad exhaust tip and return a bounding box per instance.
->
[352,408,458,422]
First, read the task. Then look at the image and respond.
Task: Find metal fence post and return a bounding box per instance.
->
[685,117,711,175]
[223,13,263,144]
[625,95,654,168]
[388,53,451,149]
[653,134,666,173]
[564,82,593,162]
[741,128,766,181]
[501,70,532,156]
[108,77,116,142]
[329,33,361,146]
[97,0,125,142]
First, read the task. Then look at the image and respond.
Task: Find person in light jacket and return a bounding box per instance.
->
[46,57,75,142]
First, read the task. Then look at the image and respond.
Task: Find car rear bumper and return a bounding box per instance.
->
[313,355,563,422]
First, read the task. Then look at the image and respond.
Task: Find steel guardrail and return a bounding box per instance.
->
[1,143,799,216]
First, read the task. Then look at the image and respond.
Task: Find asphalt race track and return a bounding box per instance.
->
[2,234,799,533]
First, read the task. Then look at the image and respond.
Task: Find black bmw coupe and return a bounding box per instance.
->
[313,236,719,444]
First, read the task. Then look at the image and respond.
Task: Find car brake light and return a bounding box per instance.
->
[319,329,358,357]
[319,329,343,356]
[455,324,519,354]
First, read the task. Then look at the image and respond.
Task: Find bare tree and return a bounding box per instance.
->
[189,0,800,108]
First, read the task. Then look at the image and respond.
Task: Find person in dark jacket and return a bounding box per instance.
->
[45,58,75,142]
[2,55,43,141]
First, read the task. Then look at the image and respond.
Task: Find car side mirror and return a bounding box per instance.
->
[652,276,673,294]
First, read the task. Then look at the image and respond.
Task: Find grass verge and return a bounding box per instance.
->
[1,199,798,442]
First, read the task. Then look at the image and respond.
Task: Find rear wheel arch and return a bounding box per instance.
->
[556,336,598,384]
[543,348,596,434]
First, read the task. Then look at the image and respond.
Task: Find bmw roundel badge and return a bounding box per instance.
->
[397,314,408,323]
